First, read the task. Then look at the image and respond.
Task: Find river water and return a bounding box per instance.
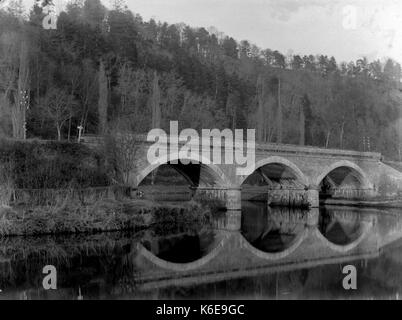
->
[1,201,402,300]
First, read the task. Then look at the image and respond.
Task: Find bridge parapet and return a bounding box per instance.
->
[254,143,381,161]
[81,133,381,161]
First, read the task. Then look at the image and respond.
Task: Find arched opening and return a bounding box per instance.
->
[139,163,192,201]
[241,159,308,207]
[318,165,368,203]
[138,159,227,202]
[140,229,219,263]
[241,201,307,254]
[318,206,367,246]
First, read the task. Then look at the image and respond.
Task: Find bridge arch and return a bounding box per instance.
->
[135,152,230,187]
[315,160,373,190]
[239,228,309,260]
[314,222,372,253]
[239,156,309,186]
[137,232,230,272]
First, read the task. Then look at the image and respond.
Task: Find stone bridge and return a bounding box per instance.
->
[82,133,402,229]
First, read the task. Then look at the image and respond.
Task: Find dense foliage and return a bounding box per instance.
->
[0,139,109,188]
[0,0,402,158]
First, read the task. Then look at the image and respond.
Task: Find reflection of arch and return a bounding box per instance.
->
[239,228,309,260]
[239,156,308,186]
[135,152,229,187]
[315,160,372,189]
[314,221,372,253]
[137,232,229,272]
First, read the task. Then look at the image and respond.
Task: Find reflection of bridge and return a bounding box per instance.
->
[125,209,380,290]
[82,134,402,230]
[137,251,379,292]
[127,206,402,292]
[2,206,402,299]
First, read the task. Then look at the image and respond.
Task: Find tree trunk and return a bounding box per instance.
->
[12,39,29,139]
[67,110,72,141]
[256,75,265,142]
[276,77,282,143]
[98,61,108,134]
[232,103,236,131]
[151,71,161,129]
[299,103,305,146]
[339,121,345,149]
[325,130,331,148]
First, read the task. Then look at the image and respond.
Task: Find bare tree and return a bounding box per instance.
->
[256,74,266,142]
[105,124,139,185]
[41,87,74,140]
[78,60,97,136]
[276,77,282,143]
[150,71,161,129]
[0,33,17,137]
[255,74,276,142]
[98,60,108,134]
[299,100,305,146]
[116,63,148,119]
[64,64,80,141]
[0,32,29,139]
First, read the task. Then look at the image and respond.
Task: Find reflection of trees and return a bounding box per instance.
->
[0,233,142,297]
[242,202,307,253]
[318,207,364,245]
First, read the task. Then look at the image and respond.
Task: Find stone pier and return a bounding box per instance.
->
[225,188,242,210]
[224,188,242,230]
[193,187,242,231]
[224,210,242,231]
[267,186,319,208]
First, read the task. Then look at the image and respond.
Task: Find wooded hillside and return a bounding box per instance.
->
[1,0,402,158]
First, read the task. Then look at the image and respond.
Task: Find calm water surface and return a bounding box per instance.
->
[1,201,402,300]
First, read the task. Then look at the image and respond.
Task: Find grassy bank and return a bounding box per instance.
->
[0,198,212,237]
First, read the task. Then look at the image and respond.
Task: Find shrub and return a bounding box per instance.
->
[0,162,14,206]
[0,139,110,189]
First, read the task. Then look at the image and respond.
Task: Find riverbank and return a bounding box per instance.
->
[320,198,402,208]
[0,198,212,237]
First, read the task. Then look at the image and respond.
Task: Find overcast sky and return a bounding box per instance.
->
[23,0,402,64]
